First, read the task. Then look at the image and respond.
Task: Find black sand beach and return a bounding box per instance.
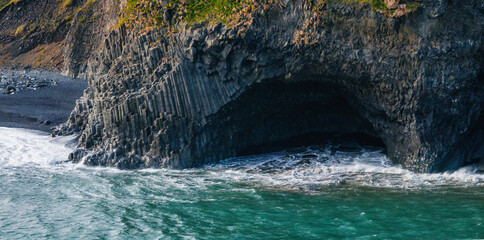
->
[0,69,87,132]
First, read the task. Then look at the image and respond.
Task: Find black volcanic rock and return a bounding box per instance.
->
[47,0,484,172]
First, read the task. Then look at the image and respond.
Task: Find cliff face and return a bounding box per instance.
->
[0,0,68,69]
[3,0,483,172]
[61,0,126,78]
[0,0,123,72]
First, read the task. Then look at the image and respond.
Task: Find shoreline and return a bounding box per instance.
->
[0,68,87,132]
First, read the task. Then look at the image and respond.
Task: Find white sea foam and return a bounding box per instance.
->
[0,127,482,192]
[202,145,484,191]
[0,127,76,168]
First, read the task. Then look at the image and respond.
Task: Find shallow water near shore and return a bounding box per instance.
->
[1,127,483,239]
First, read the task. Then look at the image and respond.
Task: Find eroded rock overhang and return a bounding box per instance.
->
[57,0,484,173]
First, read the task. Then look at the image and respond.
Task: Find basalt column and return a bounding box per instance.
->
[56,0,484,173]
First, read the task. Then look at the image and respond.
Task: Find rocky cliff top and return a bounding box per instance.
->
[0,0,436,72]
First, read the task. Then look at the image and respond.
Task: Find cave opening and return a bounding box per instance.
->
[203,80,386,160]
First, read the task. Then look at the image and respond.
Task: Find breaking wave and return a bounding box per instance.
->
[1,126,482,193]
[201,145,484,192]
[0,127,76,168]
[1,127,483,239]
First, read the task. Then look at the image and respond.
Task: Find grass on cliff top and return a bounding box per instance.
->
[115,0,419,31]
[117,0,253,30]
[183,0,252,23]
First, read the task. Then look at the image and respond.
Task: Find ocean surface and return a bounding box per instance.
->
[1,127,483,239]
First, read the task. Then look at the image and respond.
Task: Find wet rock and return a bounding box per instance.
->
[332,143,363,153]
[301,154,318,159]
[285,147,307,154]
[296,158,312,165]
[57,0,483,173]
[478,155,484,172]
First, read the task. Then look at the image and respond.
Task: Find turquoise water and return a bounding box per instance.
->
[1,127,483,239]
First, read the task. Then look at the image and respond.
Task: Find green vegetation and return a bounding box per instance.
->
[1,0,420,36]
[0,0,9,9]
[183,0,252,24]
[116,0,254,30]
[115,0,420,31]
[15,24,25,35]
[370,0,386,11]
[61,0,75,8]
[0,0,23,11]
[406,2,419,10]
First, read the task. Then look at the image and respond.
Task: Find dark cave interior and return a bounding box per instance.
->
[201,80,386,160]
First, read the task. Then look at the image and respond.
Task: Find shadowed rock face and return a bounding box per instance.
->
[56,0,484,172]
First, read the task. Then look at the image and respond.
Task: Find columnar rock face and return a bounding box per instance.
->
[56,0,484,172]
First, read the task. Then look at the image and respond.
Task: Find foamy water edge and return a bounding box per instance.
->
[1,127,482,193]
